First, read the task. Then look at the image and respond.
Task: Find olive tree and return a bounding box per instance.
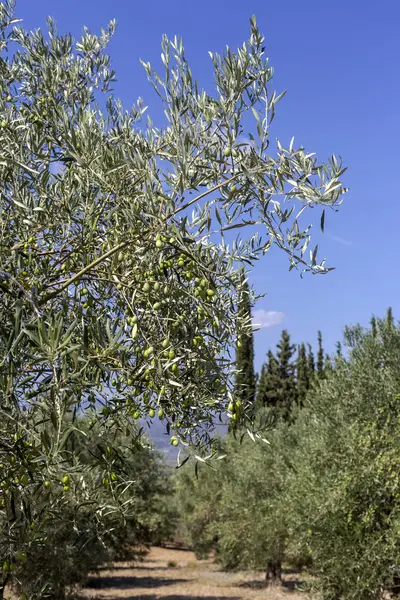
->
[287,314,400,600]
[0,0,346,596]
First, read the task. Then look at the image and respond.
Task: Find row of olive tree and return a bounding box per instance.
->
[177,311,400,600]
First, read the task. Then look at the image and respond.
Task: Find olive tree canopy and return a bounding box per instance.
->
[0,1,347,590]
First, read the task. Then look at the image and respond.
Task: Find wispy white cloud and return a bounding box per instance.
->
[327,234,353,247]
[252,309,285,330]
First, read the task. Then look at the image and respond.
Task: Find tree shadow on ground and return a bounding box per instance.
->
[105,596,241,600]
[238,578,305,591]
[86,575,187,590]
[96,564,172,572]
[157,543,193,552]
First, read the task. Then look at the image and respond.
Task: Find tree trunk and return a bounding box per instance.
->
[265,559,282,587]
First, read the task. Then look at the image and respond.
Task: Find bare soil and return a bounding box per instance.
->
[79,545,309,600]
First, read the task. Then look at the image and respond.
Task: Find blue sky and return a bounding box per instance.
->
[16,0,400,372]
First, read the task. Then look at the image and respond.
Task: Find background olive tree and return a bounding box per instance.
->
[0,0,346,596]
[287,311,400,600]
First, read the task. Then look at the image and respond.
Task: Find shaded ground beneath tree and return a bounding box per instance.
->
[79,545,310,600]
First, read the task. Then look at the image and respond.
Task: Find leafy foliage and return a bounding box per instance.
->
[0,1,346,596]
[176,418,310,583]
[178,311,400,600]
[4,417,172,598]
[288,312,400,600]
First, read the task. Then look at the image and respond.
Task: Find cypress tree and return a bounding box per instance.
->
[371,315,377,338]
[258,331,296,419]
[387,306,394,328]
[276,330,297,418]
[257,350,279,408]
[235,275,256,406]
[296,343,309,407]
[307,343,315,376]
[317,330,324,376]
[325,353,332,372]
[257,363,267,404]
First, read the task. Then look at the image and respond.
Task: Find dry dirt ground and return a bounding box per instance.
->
[79,545,310,600]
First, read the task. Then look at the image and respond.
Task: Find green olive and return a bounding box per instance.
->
[143,346,154,358]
